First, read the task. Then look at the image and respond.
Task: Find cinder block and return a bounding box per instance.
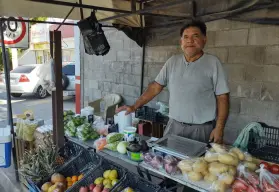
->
[229,97,241,113]
[148,64,164,79]
[261,82,279,102]
[123,85,140,97]
[225,112,259,132]
[145,46,180,62]
[109,40,124,50]
[240,99,279,120]
[257,118,279,127]
[223,127,239,145]
[264,46,279,64]
[230,20,251,29]
[111,83,124,94]
[229,81,261,99]
[131,64,142,76]
[109,62,125,73]
[103,82,112,92]
[89,89,102,101]
[245,66,264,81]
[206,19,231,31]
[143,77,153,87]
[122,96,136,106]
[89,80,99,89]
[105,72,120,83]
[103,49,117,62]
[248,26,279,45]
[122,74,141,86]
[228,47,264,65]
[98,82,104,91]
[262,66,279,82]
[205,31,215,47]
[204,48,228,63]
[123,62,132,74]
[91,71,106,80]
[224,64,245,81]
[215,29,249,47]
[93,55,104,65]
[117,50,131,61]
[131,48,142,62]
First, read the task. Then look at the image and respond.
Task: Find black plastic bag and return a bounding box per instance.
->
[77,11,110,56]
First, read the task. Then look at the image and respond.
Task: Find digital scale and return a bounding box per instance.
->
[150,134,208,160]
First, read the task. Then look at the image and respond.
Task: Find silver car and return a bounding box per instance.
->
[0,64,75,99]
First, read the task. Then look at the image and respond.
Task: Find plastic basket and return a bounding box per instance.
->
[28,150,102,192]
[135,106,169,124]
[248,122,279,163]
[67,158,127,192]
[113,172,161,192]
[158,189,172,192]
[58,140,86,164]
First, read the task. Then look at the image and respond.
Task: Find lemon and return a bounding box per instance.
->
[104,183,113,189]
[103,178,111,185]
[94,177,104,185]
[109,170,118,180]
[111,179,118,186]
[124,187,134,192]
[103,170,111,179]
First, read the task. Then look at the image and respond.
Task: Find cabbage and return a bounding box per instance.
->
[117,141,128,154]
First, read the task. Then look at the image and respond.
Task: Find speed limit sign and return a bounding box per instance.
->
[0,17,29,48]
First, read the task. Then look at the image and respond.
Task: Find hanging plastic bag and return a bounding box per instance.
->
[77,11,110,56]
[156,102,169,116]
[94,137,107,151]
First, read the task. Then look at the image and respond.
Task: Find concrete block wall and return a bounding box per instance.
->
[81,20,279,144]
[82,28,143,107]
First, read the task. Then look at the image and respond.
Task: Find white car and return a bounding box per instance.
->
[0,64,75,99]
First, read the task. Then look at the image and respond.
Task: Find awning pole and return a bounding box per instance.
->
[0,19,19,181]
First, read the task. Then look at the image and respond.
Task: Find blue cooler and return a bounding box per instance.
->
[0,127,12,168]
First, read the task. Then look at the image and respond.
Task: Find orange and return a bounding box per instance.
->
[66,177,72,182]
[78,174,84,181]
[67,181,73,186]
[72,175,78,183]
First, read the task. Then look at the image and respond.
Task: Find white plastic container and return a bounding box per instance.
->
[117,111,132,133]
[81,106,94,123]
[124,126,137,142]
[0,127,12,168]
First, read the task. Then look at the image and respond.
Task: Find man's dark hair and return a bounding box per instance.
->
[180,20,207,37]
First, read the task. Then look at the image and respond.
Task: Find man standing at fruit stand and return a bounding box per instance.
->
[117,20,230,144]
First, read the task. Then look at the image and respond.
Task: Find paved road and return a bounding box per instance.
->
[0,90,75,127]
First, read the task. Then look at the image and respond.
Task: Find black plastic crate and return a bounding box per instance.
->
[158,189,172,192]
[135,106,169,124]
[113,172,161,192]
[28,150,102,192]
[58,140,86,164]
[67,158,127,192]
[248,122,279,163]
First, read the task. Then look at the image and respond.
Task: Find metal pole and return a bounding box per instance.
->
[79,0,84,20]
[53,31,64,148]
[140,2,145,95]
[0,19,19,181]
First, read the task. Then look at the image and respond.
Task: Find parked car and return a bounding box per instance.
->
[0,63,75,99]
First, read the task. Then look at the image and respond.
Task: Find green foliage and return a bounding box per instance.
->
[0,48,12,72]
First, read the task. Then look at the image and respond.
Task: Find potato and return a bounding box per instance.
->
[209,148,216,153]
[252,157,261,165]
[218,153,239,166]
[244,153,253,162]
[209,162,229,175]
[193,159,208,173]
[204,151,219,163]
[211,143,227,153]
[201,170,209,176]
[219,173,235,185]
[204,173,218,182]
[187,171,203,182]
[212,181,228,192]
[243,161,258,171]
[228,166,237,176]
[42,182,52,192]
[228,152,238,160]
[178,159,194,173]
[230,148,245,161]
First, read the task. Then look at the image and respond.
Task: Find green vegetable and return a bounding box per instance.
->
[77,123,99,141]
[106,133,124,144]
[117,141,128,154]
[105,141,120,151]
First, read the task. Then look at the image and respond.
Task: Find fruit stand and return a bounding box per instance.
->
[17,109,279,192]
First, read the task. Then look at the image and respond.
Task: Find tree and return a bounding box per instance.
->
[0,49,13,72]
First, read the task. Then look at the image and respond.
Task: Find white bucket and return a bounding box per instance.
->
[124,126,137,142]
[117,111,132,133]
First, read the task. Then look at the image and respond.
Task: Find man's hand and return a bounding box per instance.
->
[116,105,136,115]
[209,128,224,144]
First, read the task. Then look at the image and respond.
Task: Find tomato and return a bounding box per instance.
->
[260,162,270,170]
[270,164,279,174]
[232,178,249,191]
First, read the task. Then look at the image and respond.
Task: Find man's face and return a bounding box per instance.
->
[180,26,207,57]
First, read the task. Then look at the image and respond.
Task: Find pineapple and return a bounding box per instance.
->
[56,156,65,165]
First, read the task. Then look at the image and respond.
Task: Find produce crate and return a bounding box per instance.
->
[27,142,99,192]
[68,157,127,192]
[248,122,279,163]
[158,189,172,192]
[135,106,169,125]
[113,172,161,192]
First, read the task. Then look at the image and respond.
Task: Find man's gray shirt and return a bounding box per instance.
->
[155,53,229,124]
